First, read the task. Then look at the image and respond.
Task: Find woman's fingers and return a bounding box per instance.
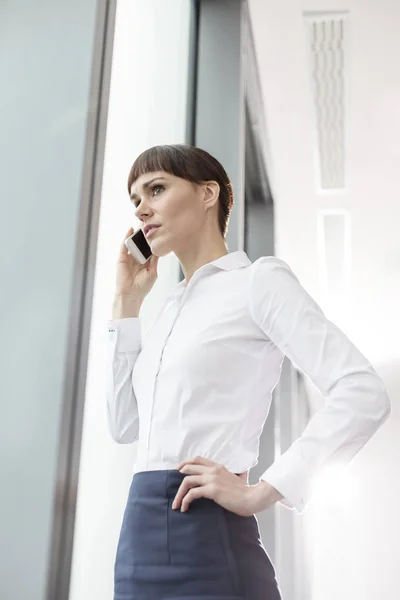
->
[172,475,204,510]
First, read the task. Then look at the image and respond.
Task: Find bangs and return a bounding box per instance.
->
[127,145,199,193]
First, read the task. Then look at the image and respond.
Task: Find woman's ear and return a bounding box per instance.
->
[203,180,220,208]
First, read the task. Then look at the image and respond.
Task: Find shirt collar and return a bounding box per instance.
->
[207,250,252,271]
[175,250,252,290]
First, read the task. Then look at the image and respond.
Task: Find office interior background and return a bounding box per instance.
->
[1,0,399,599]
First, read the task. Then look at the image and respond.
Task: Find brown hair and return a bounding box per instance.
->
[127,144,234,237]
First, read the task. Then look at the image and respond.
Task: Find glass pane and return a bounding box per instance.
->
[0,3,100,600]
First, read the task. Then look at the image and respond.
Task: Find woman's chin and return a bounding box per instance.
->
[149,240,170,258]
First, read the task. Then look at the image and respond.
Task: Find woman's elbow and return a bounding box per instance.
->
[378,388,391,424]
[112,431,138,444]
[370,374,392,426]
[108,420,139,444]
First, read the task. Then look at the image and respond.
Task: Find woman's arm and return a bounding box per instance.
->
[249,257,391,513]
[106,313,142,444]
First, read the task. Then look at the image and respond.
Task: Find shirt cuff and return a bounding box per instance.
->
[259,454,311,513]
[108,318,142,353]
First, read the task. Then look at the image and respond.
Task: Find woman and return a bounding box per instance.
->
[107,144,390,599]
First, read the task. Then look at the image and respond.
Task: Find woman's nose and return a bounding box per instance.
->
[135,201,151,220]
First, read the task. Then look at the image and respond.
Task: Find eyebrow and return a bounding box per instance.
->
[129,176,168,201]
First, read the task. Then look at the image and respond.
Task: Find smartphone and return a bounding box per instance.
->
[124,228,152,264]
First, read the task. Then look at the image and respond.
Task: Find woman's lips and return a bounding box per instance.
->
[146,225,161,238]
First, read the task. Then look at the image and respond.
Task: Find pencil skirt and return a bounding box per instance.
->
[114,469,282,600]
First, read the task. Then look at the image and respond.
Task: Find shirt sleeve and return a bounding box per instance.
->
[106,318,142,443]
[249,257,391,513]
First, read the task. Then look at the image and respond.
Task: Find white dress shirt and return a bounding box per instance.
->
[106,251,391,512]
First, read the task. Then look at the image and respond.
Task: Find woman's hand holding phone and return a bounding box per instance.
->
[112,227,159,319]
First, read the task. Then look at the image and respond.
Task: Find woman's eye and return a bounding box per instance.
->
[152,185,164,196]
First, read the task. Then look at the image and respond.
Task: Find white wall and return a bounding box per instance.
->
[248,1,400,599]
[68,2,192,599]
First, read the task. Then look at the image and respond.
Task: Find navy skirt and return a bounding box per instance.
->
[114,469,282,600]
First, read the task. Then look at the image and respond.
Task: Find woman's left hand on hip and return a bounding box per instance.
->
[172,456,282,516]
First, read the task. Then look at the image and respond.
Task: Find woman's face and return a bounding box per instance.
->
[129,171,218,257]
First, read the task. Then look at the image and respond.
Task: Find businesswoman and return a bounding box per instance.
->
[107,144,390,599]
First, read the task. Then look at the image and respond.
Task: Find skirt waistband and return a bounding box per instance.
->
[132,469,242,500]
[132,470,185,500]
